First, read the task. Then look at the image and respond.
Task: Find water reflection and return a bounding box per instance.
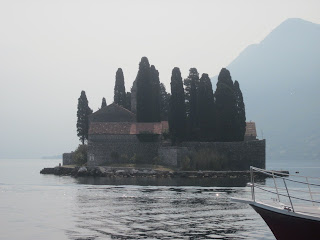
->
[67,185,274,240]
[74,176,255,187]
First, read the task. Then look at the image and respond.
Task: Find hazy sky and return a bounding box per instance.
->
[1,0,320,158]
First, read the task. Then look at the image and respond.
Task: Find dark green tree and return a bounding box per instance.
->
[184,68,199,139]
[136,57,153,122]
[77,90,93,145]
[114,68,127,107]
[125,92,131,111]
[169,67,186,143]
[101,97,107,108]
[160,83,170,121]
[72,144,88,165]
[197,73,216,141]
[184,69,199,113]
[150,65,161,122]
[215,68,237,142]
[234,80,246,141]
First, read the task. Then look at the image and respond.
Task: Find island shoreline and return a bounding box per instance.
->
[40,166,288,179]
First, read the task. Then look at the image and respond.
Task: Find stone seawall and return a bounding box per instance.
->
[158,147,188,167]
[180,140,266,170]
[87,135,160,166]
[86,135,265,169]
[157,140,265,170]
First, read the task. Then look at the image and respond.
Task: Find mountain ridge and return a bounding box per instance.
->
[212,18,320,161]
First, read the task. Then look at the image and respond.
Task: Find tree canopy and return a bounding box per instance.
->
[184,68,200,139]
[136,57,153,122]
[136,57,161,122]
[234,80,246,141]
[150,65,161,122]
[107,59,247,143]
[197,73,216,141]
[76,90,92,144]
[169,67,186,143]
[114,68,127,108]
[215,68,237,142]
[160,83,170,121]
[125,92,131,111]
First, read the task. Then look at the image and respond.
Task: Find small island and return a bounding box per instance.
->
[41,57,266,179]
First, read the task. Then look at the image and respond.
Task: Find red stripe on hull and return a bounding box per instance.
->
[251,204,320,240]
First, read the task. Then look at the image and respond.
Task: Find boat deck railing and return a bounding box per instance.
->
[250,166,320,214]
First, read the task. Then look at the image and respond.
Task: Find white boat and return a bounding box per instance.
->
[232,167,320,240]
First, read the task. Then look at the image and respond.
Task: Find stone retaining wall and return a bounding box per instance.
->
[87,134,160,166]
[158,147,188,167]
[180,140,266,170]
[62,152,74,165]
[87,134,265,170]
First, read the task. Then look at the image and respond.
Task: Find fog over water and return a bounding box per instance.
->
[1,0,320,159]
[1,1,320,239]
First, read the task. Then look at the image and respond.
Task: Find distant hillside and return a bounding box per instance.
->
[212,18,320,162]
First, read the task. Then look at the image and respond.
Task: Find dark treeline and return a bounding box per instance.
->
[76,56,246,144]
[169,65,246,143]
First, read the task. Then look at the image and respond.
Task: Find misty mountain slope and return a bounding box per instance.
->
[212,18,320,161]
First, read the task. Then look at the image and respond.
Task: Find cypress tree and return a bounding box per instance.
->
[150,65,161,122]
[184,68,200,139]
[160,83,170,121]
[189,79,198,139]
[215,68,237,142]
[125,92,131,111]
[169,67,186,143]
[136,57,153,122]
[114,68,127,107]
[197,73,216,141]
[76,90,93,145]
[101,97,107,108]
[130,80,137,113]
[184,68,199,116]
[234,80,246,141]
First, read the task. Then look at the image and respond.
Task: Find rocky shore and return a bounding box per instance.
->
[40,166,289,179]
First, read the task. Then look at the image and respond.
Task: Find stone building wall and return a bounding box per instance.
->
[88,135,265,170]
[180,140,266,170]
[244,135,257,141]
[87,134,160,166]
[62,152,75,165]
[158,147,189,167]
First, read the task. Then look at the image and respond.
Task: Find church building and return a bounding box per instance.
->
[87,103,169,166]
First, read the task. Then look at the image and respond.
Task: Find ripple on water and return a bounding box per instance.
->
[66,186,275,240]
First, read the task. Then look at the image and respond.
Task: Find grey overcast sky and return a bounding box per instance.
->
[1,0,320,158]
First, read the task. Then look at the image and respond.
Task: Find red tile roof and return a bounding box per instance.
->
[90,120,254,137]
[89,121,169,135]
[89,122,132,135]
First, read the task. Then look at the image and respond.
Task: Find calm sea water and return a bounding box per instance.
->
[1,159,319,240]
